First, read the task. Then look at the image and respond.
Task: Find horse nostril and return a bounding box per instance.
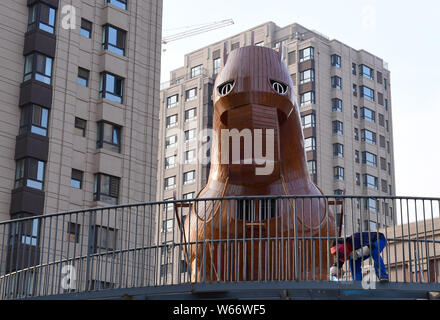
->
[270,79,288,95]
[217,80,235,96]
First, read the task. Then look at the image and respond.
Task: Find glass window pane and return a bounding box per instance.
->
[101,175,110,194]
[106,74,115,93]
[37,161,44,181]
[108,27,117,45]
[45,57,52,76]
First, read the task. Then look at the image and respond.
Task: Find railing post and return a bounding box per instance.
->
[85,210,95,291]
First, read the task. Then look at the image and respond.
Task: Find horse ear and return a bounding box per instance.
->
[223,42,228,66]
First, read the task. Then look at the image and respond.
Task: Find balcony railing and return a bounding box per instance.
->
[0,195,439,299]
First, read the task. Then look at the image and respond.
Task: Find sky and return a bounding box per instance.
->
[161,0,440,198]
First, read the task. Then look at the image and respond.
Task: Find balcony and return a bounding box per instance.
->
[0,195,439,300]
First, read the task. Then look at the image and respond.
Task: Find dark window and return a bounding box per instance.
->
[93,174,120,205]
[99,72,124,103]
[97,121,121,153]
[93,225,118,253]
[352,63,357,75]
[102,25,126,56]
[185,88,197,101]
[360,86,375,101]
[19,104,49,137]
[288,51,296,65]
[356,173,361,186]
[77,67,90,87]
[380,157,387,171]
[28,3,56,34]
[185,108,197,122]
[332,121,343,135]
[14,158,45,190]
[378,114,385,127]
[24,53,53,85]
[361,129,376,145]
[80,19,92,38]
[332,98,342,112]
[384,78,388,90]
[299,47,314,62]
[364,174,378,190]
[74,117,87,137]
[71,169,83,189]
[167,94,178,108]
[381,179,388,193]
[331,76,342,89]
[355,150,360,163]
[334,167,344,181]
[353,106,358,119]
[379,135,386,148]
[333,143,344,157]
[231,42,240,51]
[11,217,40,247]
[378,92,384,106]
[354,128,359,141]
[377,71,383,84]
[105,0,127,10]
[362,151,377,167]
[67,222,81,243]
[360,64,374,80]
[353,84,357,96]
[331,54,341,68]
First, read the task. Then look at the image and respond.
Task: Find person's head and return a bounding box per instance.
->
[330,240,352,265]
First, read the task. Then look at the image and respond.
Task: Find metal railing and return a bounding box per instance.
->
[0,195,439,299]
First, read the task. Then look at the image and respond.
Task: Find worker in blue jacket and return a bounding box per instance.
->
[329,232,389,282]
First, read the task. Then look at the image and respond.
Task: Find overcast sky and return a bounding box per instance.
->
[161,0,440,198]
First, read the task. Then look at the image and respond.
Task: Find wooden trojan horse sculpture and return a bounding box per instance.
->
[182,45,336,282]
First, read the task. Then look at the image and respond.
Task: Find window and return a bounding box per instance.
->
[183,192,195,200]
[386,120,389,132]
[288,51,296,65]
[13,218,40,247]
[99,72,124,103]
[255,41,264,47]
[184,108,197,122]
[331,76,342,89]
[80,19,92,38]
[166,114,178,128]
[77,67,90,87]
[300,91,315,106]
[71,169,83,189]
[19,105,49,137]
[14,158,45,190]
[364,220,377,231]
[299,47,314,62]
[162,219,173,233]
[307,160,316,175]
[388,163,392,176]
[334,167,344,181]
[191,65,203,78]
[102,25,126,56]
[362,152,377,167]
[185,129,196,142]
[354,128,359,141]
[380,157,387,171]
[24,53,53,84]
[333,143,344,157]
[231,42,240,51]
[378,92,384,106]
[387,141,390,153]
[167,95,178,108]
[353,105,358,119]
[105,0,128,11]
[332,121,343,135]
[381,179,388,193]
[353,84,358,97]
[183,171,195,185]
[360,64,374,80]
[332,98,342,112]
[185,88,197,102]
[301,114,315,129]
[213,58,221,75]
[360,86,375,101]
[185,150,196,164]
[165,155,176,169]
[356,173,361,186]
[361,129,376,145]
[364,174,378,190]
[377,71,383,84]
[385,99,389,111]
[379,135,386,148]
[361,107,375,123]
[93,174,120,204]
[384,78,388,91]
[28,3,56,34]
[304,137,316,151]
[164,176,176,190]
[300,69,314,84]
[331,54,341,68]
[164,198,174,211]
[97,121,122,153]
[93,225,118,253]
[67,222,80,243]
[165,135,177,149]
[364,198,378,213]
[378,113,385,127]
[355,150,360,163]
[352,63,357,75]
[74,117,87,137]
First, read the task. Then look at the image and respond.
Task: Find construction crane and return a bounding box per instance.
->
[162,19,234,45]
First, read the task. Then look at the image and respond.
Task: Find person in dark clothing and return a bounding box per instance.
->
[329,232,389,282]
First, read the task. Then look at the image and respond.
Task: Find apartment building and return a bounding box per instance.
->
[157,22,396,278]
[0,0,162,290]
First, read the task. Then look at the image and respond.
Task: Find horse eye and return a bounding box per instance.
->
[217,80,235,96]
[270,79,288,95]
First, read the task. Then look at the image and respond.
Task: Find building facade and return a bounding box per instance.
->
[0,0,162,289]
[157,22,396,272]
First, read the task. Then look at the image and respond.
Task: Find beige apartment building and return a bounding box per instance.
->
[0,0,162,292]
[157,22,396,279]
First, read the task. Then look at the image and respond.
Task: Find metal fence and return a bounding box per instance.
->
[0,195,439,299]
